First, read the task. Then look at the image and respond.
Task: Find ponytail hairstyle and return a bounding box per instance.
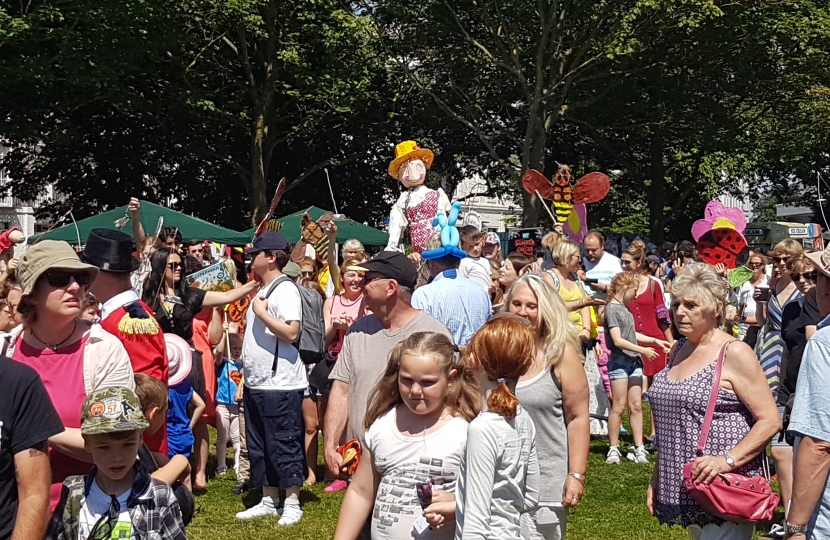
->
[608,271,640,302]
[465,316,536,419]
[364,332,479,429]
[624,240,647,272]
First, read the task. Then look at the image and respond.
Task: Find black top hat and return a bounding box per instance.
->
[81,228,141,273]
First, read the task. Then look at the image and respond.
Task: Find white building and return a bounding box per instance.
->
[452,173,519,232]
[0,144,54,254]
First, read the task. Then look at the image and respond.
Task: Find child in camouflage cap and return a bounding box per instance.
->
[45,387,188,540]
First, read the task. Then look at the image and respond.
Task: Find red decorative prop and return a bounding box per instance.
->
[522,169,553,200]
[573,172,611,204]
[697,229,749,269]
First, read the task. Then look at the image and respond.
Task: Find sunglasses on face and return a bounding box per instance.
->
[773,256,790,263]
[748,261,764,267]
[621,260,633,267]
[167,262,182,271]
[45,271,91,288]
[791,272,818,282]
[301,271,315,278]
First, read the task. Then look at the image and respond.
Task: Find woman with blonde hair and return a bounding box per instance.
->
[505,275,591,539]
[755,238,803,395]
[543,241,592,344]
[648,263,780,539]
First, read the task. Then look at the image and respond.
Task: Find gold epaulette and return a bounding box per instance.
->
[118,314,160,335]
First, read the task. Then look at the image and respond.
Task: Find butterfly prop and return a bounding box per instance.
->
[253,178,287,239]
[291,211,335,263]
[693,200,750,269]
[522,165,611,223]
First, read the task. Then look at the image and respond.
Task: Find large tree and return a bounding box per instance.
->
[366,0,725,226]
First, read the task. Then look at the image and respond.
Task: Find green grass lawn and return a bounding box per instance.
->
[188,405,780,539]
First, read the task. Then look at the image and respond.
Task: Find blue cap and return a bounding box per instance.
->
[245,232,289,254]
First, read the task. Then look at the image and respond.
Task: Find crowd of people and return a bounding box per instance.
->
[2,200,830,540]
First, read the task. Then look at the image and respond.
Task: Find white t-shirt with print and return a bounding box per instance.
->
[79,480,135,539]
[242,277,306,391]
[365,406,469,540]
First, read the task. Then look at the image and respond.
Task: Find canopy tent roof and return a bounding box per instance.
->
[244,207,388,246]
[28,201,252,246]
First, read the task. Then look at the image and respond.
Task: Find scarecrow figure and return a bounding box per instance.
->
[385,140,451,253]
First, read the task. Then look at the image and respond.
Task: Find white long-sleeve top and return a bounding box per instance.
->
[454,408,540,539]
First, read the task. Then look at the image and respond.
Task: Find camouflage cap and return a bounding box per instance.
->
[81,387,150,435]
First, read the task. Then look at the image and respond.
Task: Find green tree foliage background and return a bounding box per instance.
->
[1,0,829,238]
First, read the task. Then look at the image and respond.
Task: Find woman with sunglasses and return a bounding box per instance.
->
[766,253,820,528]
[141,248,256,486]
[735,253,769,348]
[12,240,136,509]
[755,239,804,396]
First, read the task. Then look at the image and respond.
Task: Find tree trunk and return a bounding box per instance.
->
[249,111,269,225]
[647,132,667,243]
[521,117,547,227]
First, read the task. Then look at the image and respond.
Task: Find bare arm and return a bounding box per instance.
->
[128,197,147,254]
[788,436,830,532]
[251,297,300,343]
[556,342,590,508]
[324,381,349,476]
[49,428,93,463]
[323,297,337,346]
[202,280,258,308]
[213,329,226,366]
[717,341,781,468]
[609,327,657,358]
[207,308,224,345]
[151,454,191,486]
[189,392,206,429]
[333,445,379,540]
[327,224,340,291]
[12,441,52,540]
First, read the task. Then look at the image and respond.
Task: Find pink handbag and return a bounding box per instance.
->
[682,341,779,523]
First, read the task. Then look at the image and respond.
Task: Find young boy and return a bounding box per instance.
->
[133,374,192,486]
[46,387,188,540]
[458,225,492,291]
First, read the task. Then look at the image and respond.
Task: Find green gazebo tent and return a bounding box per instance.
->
[243,207,388,246]
[28,201,252,246]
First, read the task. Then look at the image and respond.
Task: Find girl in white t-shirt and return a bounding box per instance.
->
[455,315,540,539]
[334,332,479,540]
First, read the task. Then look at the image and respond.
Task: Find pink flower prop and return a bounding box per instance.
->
[691,200,746,242]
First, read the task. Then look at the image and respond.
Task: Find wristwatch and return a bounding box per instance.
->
[783,520,807,536]
[724,455,736,470]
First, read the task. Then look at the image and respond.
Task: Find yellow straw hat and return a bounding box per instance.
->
[388,140,435,178]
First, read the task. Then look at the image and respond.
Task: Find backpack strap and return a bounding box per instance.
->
[263,274,297,372]
[696,340,738,456]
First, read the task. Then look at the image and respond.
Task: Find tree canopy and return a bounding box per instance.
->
[1,0,829,239]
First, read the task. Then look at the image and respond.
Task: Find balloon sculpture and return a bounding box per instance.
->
[422,202,467,260]
[385,140,452,253]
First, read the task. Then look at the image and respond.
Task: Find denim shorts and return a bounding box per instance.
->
[607,354,644,381]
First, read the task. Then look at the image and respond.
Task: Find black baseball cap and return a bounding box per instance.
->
[349,251,418,289]
[245,232,289,254]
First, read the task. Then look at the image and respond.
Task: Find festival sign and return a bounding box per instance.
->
[185,260,234,292]
[507,228,544,257]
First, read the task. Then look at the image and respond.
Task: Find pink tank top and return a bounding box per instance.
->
[13,335,91,510]
[327,294,363,357]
